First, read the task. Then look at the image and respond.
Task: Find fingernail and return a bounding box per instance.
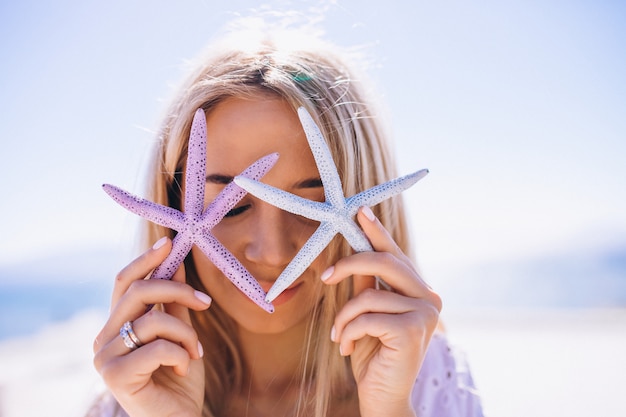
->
[330,326,336,342]
[339,345,345,356]
[152,236,168,250]
[320,266,334,282]
[197,341,204,358]
[194,290,212,306]
[362,206,376,222]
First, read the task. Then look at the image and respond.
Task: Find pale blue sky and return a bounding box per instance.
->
[1,0,624,291]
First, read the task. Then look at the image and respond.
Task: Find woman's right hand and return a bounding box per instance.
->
[93,237,212,417]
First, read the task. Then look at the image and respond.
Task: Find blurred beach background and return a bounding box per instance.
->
[0,1,624,416]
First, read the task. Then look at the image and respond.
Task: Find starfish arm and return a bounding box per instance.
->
[150,233,193,280]
[338,220,373,253]
[102,184,185,230]
[201,153,279,229]
[297,107,346,209]
[184,109,208,217]
[233,176,332,222]
[346,169,429,210]
[266,222,336,303]
[195,234,275,313]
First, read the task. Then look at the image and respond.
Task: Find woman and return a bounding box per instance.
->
[91,23,483,417]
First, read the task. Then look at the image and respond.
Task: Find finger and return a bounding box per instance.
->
[111,237,172,308]
[321,251,433,300]
[336,312,396,357]
[357,207,410,262]
[333,289,418,338]
[163,262,206,326]
[358,206,427,289]
[134,310,202,359]
[331,289,439,347]
[99,339,192,391]
[94,309,203,371]
[337,303,439,357]
[116,279,211,323]
[95,279,211,352]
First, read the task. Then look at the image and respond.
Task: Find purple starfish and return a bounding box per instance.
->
[103,109,277,313]
[235,107,428,303]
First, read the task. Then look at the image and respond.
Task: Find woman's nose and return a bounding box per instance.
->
[243,203,301,268]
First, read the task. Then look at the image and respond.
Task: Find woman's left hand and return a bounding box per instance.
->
[321,206,442,417]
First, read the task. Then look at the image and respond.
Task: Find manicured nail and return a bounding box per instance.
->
[339,345,345,356]
[330,326,336,342]
[152,236,168,250]
[361,206,376,222]
[320,266,334,282]
[197,341,204,358]
[194,290,212,306]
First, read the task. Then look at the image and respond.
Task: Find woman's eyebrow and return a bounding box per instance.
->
[206,173,233,184]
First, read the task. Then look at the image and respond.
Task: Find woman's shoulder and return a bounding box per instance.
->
[411,332,485,417]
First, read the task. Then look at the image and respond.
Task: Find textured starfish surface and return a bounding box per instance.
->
[234,107,428,303]
[103,109,277,313]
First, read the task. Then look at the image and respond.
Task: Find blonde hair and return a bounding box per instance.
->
[139,25,413,417]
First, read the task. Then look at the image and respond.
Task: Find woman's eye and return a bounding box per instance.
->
[224,204,250,218]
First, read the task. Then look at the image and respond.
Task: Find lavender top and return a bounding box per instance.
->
[411,332,484,416]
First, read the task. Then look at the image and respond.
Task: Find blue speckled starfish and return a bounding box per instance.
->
[103,109,277,313]
[234,107,428,303]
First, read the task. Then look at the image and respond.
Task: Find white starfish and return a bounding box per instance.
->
[234,107,428,303]
[103,109,277,313]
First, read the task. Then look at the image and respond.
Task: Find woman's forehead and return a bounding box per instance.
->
[202,96,319,179]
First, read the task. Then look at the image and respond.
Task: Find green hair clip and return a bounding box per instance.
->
[292,72,313,83]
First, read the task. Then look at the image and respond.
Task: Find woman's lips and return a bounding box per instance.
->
[250,280,302,309]
[268,282,303,307]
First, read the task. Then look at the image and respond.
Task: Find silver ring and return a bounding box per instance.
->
[120,321,143,350]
